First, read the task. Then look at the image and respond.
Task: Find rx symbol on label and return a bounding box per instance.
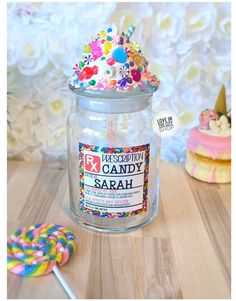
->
[85,154,101,173]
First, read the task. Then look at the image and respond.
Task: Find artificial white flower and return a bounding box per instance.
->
[16,24,48,76]
[218,17,231,38]
[76,2,116,25]
[7,69,38,107]
[7,94,27,123]
[30,88,71,156]
[215,64,231,84]
[149,3,186,54]
[214,3,231,40]
[46,95,70,117]
[204,47,231,98]
[146,48,177,99]
[176,52,205,87]
[32,66,67,93]
[112,2,152,28]
[33,121,67,154]
[111,2,153,45]
[7,107,39,158]
[46,25,81,76]
[184,3,217,44]
[35,89,71,119]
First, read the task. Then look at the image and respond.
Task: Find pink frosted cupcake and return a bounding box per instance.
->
[185,85,231,183]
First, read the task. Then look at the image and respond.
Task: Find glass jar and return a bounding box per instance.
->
[67,90,160,233]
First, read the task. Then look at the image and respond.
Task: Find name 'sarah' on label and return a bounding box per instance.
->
[85,152,145,190]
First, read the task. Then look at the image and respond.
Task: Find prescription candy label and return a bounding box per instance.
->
[79,143,150,218]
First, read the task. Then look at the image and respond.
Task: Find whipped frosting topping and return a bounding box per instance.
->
[199,108,231,137]
[68,25,160,93]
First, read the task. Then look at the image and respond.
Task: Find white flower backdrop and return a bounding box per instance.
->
[7,2,231,162]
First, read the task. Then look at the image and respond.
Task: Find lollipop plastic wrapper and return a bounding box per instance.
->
[7,223,77,299]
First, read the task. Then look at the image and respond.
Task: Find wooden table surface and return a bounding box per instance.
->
[7,160,231,299]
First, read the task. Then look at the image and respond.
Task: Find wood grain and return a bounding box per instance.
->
[7,160,231,299]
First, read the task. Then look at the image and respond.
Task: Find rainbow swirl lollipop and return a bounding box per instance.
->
[7,223,77,298]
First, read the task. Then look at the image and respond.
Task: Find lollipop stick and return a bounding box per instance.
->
[53,266,77,299]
